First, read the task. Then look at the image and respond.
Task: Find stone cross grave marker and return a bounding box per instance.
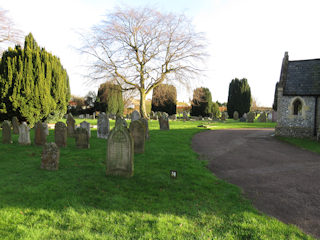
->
[34,121,47,145]
[129,120,146,154]
[2,120,12,144]
[75,128,90,148]
[97,112,110,139]
[80,121,91,138]
[106,120,134,177]
[55,122,67,147]
[66,113,75,137]
[41,142,60,170]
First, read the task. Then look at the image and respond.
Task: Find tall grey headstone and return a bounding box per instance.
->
[12,116,19,134]
[131,110,141,122]
[159,112,169,130]
[66,113,75,137]
[97,112,110,139]
[2,120,12,144]
[41,142,60,171]
[55,122,67,147]
[75,128,90,149]
[106,121,134,177]
[129,120,146,154]
[18,122,31,145]
[80,121,91,138]
[42,122,49,136]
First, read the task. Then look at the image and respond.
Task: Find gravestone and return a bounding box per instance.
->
[42,122,49,136]
[267,112,273,121]
[75,128,90,148]
[2,120,12,144]
[18,122,31,145]
[54,122,67,147]
[129,120,146,154]
[34,121,47,145]
[80,121,91,138]
[41,142,59,171]
[106,120,134,177]
[66,113,76,137]
[85,114,90,119]
[92,112,96,119]
[243,113,248,120]
[221,112,228,121]
[131,110,141,122]
[169,114,177,120]
[247,112,255,123]
[115,116,128,128]
[12,116,19,134]
[97,112,110,139]
[140,118,149,140]
[233,111,239,120]
[258,112,267,122]
[159,112,169,130]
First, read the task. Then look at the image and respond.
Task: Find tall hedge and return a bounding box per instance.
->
[151,84,177,115]
[190,87,213,117]
[96,81,124,115]
[227,78,251,118]
[0,33,70,125]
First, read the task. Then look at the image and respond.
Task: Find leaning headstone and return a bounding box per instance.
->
[97,112,110,139]
[129,120,146,154]
[247,112,255,123]
[54,122,67,147]
[258,112,267,123]
[80,121,91,138]
[159,112,169,130]
[233,111,239,120]
[12,116,19,134]
[42,122,49,136]
[140,118,149,140]
[131,110,141,122]
[2,120,12,144]
[18,122,31,145]
[66,113,75,137]
[34,121,47,145]
[106,120,134,177]
[41,142,60,171]
[75,128,90,148]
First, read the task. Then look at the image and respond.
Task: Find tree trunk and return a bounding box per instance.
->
[139,89,147,119]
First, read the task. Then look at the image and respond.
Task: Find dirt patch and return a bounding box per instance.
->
[192,128,320,238]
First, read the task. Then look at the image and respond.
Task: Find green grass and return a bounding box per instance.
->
[277,136,320,154]
[0,120,314,239]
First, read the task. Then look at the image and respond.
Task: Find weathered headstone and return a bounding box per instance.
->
[41,142,60,171]
[85,114,90,119]
[54,122,67,147]
[2,120,12,144]
[233,111,239,120]
[97,112,110,139]
[221,112,228,121]
[34,121,47,145]
[42,122,49,136]
[129,120,146,154]
[12,116,19,134]
[243,113,248,120]
[258,112,267,123]
[140,118,149,140]
[66,113,76,137]
[115,116,128,128]
[247,112,256,123]
[131,110,141,122]
[267,112,273,121]
[75,128,90,148]
[106,120,134,177]
[92,112,96,119]
[169,114,177,121]
[159,112,169,130]
[18,122,31,145]
[80,121,91,138]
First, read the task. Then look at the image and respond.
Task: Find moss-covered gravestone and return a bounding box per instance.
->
[233,111,239,120]
[55,122,67,147]
[106,120,134,177]
[75,128,90,149]
[2,120,12,144]
[12,116,19,134]
[129,120,146,154]
[258,112,267,122]
[247,112,256,123]
[34,121,47,145]
[41,142,59,170]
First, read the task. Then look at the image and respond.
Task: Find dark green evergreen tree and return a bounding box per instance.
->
[227,78,251,118]
[151,84,177,115]
[190,87,213,117]
[0,33,70,125]
[96,81,124,115]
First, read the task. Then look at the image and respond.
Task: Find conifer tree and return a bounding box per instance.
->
[151,84,177,115]
[0,33,70,125]
[227,78,251,117]
[190,87,213,117]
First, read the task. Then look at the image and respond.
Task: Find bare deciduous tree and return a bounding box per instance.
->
[81,6,207,118]
[0,8,22,52]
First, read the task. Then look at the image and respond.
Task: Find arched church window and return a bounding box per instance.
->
[293,99,302,115]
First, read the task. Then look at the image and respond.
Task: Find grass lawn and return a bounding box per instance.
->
[0,119,314,239]
[277,136,320,154]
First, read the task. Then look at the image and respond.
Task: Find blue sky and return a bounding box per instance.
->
[2,0,320,106]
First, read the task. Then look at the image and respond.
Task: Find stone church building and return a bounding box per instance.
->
[275,52,320,138]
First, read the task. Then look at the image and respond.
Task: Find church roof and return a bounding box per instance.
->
[283,59,320,95]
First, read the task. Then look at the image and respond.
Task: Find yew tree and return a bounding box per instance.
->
[81,6,207,118]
